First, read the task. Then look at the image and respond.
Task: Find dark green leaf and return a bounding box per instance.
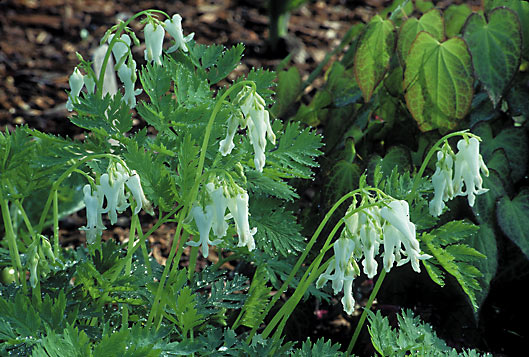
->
[497,188,529,260]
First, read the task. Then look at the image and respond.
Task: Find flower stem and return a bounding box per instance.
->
[346,268,387,355]
[53,189,60,257]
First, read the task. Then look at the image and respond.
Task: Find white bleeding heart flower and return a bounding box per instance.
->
[316,237,358,315]
[144,22,165,65]
[108,33,131,72]
[452,137,489,207]
[125,171,153,215]
[164,14,194,53]
[117,59,142,109]
[380,200,431,273]
[66,67,85,111]
[206,182,229,238]
[99,165,130,225]
[429,149,455,217]
[187,204,223,258]
[79,184,106,244]
[226,191,257,251]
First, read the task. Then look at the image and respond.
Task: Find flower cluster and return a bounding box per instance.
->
[66,13,193,111]
[80,163,152,244]
[429,137,489,217]
[219,86,276,172]
[219,87,276,172]
[188,180,257,258]
[318,199,431,315]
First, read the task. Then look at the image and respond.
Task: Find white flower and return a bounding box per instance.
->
[99,164,130,225]
[66,67,85,111]
[79,184,106,244]
[226,191,257,251]
[429,149,455,217]
[221,87,275,172]
[117,59,142,108]
[219,113,241,156]
[144,22,165,65]
[164,14,194,53]
[316,237,358,315]
[125,171,153,215]
[380,200,430,273]
[343,205,382,279]
[108,33,131,71]
[452,137,489,207]
[187,204,223,258]
[206,182,229,238]
[84,75,96,94]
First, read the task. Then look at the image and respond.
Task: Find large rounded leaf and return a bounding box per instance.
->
[404,32,473,132]
[463,8,521,107]
[497,188,529,260]
[444,4,472,38]
[354,15,396,103]
[398,9,444,62]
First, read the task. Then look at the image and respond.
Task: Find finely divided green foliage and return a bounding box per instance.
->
[404,32,473,132]
[421,221,485,311]
[367,309,492,356]
[463,8,522,107]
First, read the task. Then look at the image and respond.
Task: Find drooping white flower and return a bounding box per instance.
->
[108,33,131,72]
[219,113,242,156]
[117,59,142,108]
[144,22,165,65]
[164,14,194,53]
[79,184,106,244]
[316,237,358,315]
[187,204,223,258]
[452,137,489,207]
[206,182,229,238]
[343,205,382,279]
[66,67,85,111]
[221,87,275,172]
[429,149,455,217]
[380,200,431,273]
[99,165,130,225]
[226,191,257,251]
[84,75,96,94]
[125,171,153,215]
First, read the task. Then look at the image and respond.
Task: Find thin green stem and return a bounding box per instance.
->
[248,189,362,341]
[407,130,469,201]
[346,269,387,355]
[53,190,59,257]
[0,190,26,291]
[122,213,138,329]
[11,198,35,247]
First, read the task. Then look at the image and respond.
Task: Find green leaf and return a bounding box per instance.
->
[463,8,522,107]
[472,170,506,225]
[239,267,272,329]
[172,286,204,337]
[415,0,434,13]
[268,122,323,179]
[490,0,529,59]
[473,122,528,182]
[36,324,92,357]
[325,160,361,205]
[497,188,529,260]
[468,224,498,319]
[272,67,301,117]
[354,15,396,102]
[290,337,344,357]
[207,43,245,84]
[444,4,472,38]
[422,221,485,311]
[250,198,306,257]
[404,32,473,132]
[398,9,444,62]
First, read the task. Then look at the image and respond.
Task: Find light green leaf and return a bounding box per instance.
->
[416,0,434,13]
[463,8,522,107]
[497,188,529,260]
[398,9,444,62]
[404,32,473,132]
[444,4,472,38]
[354,15,396,102]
